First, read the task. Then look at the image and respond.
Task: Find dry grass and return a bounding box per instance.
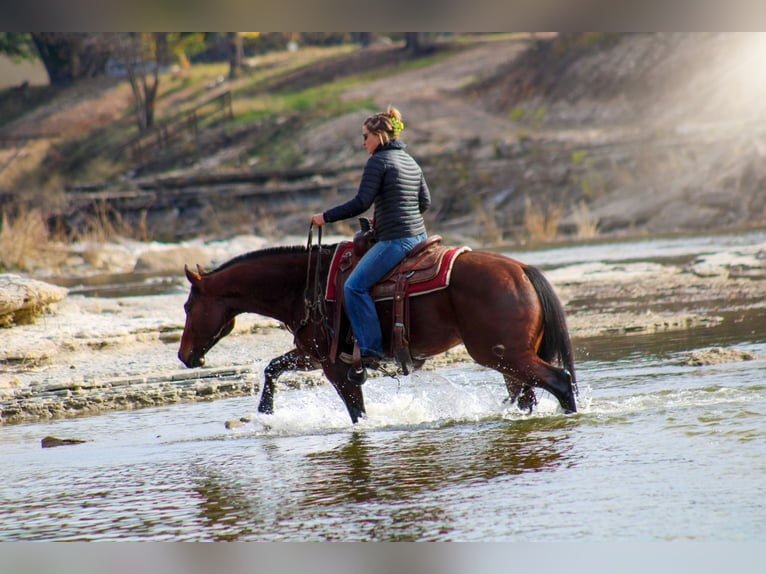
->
[523,197,562,244]
[572,200,600,238]
[74,200,138,243]
[476,204,503,245]
[0,201,151,273]
[0,208,64,271]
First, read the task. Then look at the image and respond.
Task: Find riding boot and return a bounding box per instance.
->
[339,352,381,370]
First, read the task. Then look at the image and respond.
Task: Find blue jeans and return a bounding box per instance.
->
[344,232,427,357]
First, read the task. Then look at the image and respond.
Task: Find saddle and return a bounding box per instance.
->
[325,221,470,374]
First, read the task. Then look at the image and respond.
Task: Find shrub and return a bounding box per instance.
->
[572,200,600,238]
[0,208,59,271]
[523,197,561,244]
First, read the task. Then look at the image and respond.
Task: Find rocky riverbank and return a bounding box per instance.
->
[2,231,765,425]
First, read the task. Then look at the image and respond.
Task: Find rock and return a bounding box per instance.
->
[133,246,212,274]
[0,339,58,366]
[225,416,252,429]
[685,347,757,366]
[77,243,137,271]
[41,436,87,448]
[0,274,68,327]
[687,250,766,278]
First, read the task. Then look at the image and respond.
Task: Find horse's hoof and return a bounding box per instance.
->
[346,366,367,386]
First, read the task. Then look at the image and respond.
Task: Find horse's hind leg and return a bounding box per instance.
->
[522,359,576,413]
[503,375,537,413]
[491,355,575,414]
[258,348,319,414]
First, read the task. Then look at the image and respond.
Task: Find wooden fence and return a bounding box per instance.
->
[119,90,234,162]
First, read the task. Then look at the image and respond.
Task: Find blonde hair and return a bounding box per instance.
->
[363,105,405,145]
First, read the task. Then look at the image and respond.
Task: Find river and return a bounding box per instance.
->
[1,233,765,542]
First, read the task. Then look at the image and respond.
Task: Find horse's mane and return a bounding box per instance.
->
[204,243,339,275]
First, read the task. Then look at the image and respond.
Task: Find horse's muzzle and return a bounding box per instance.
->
[179,350,205,368]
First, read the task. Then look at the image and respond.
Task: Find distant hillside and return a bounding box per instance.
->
[1,33,764,246]
[463,33,766,237]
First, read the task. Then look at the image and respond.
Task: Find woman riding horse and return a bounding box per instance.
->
[310,106,430,385]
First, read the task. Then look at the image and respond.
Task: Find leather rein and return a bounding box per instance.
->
[296,224,331,359]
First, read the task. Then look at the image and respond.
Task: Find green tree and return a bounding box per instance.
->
[0,33,36,60]
[112,33,206,132]
[30,33,110,85]
[113,33,163,131]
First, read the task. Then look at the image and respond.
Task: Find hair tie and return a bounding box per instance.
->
[390,117,404,137]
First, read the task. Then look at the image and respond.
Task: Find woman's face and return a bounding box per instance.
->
[362,126,379,155]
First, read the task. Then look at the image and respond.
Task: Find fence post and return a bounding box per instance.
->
[223,91,233,120]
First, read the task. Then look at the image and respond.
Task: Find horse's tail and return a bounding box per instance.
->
[522,265,577,395]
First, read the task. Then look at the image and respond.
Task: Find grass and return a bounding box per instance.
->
[3,39,469,184]
[0,202,151,273]
[571,200,600,238]
[233,84,372,126]
[0,84,62,127]
[232,42,461,125]
[0,36,518,246]
[0,207,63,271]
[74,200,140,244]
[523,197,562,244]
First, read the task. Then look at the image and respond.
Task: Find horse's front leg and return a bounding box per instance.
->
[258,348,319,414]
[323,362,367,424]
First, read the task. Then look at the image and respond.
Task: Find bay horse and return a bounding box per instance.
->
[178,237,577,424]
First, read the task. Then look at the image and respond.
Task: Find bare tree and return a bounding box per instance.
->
[114,33,164,131]
[228,32,243,79]
[351,32,372,47]
[404,32,433,55]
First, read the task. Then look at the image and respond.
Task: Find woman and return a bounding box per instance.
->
[310,106,431,384]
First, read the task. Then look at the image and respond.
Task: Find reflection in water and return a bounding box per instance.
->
[4,232,766,542]
[182,418,576,542]
[193,471,256,541]
[285,419,575,541]
[332,432,374,503]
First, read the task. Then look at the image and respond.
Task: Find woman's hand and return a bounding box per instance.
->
[310,213,325,227]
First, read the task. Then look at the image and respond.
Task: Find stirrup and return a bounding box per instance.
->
[346,365,368,386]
[339,352,380,370]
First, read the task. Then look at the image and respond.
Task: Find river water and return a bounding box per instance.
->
[1,234,765,542]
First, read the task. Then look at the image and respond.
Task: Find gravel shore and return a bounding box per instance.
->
[2,235,765,425]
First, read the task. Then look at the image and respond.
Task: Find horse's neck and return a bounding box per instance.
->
[209,251,323,326]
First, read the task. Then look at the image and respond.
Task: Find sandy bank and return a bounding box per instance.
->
[2,235,765,424]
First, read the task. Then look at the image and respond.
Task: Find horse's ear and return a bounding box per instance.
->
[196,263,206,275]
[185,264,202,285]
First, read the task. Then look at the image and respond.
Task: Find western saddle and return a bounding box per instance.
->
[328,218,460,375]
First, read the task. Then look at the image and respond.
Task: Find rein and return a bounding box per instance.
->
[298,224,330,359]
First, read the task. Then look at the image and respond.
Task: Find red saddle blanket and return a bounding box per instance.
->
[325,241,471,302]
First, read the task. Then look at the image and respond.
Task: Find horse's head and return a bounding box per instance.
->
[178,264,236,368]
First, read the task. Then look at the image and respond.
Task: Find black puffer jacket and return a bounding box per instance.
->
[323,140,430,241]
